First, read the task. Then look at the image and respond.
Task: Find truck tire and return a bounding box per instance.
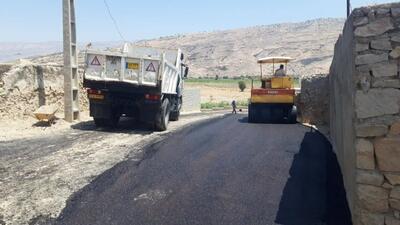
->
[288,106,298,124]
[170,110,180,121]
[155,98,170,131]
[107,113,120,128]
[248,104,258,123]
[94,118,107,127]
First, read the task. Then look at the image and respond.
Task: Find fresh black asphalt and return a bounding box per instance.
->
[55,114,352,225]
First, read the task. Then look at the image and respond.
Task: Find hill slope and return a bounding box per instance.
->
[137,18,344,77]
[2,18,344,78]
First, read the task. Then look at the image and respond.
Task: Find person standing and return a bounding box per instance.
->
[231,100,237,114]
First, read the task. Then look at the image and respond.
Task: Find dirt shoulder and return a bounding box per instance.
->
[0,111,225,225]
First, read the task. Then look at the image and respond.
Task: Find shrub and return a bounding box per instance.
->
[238,81,246,92]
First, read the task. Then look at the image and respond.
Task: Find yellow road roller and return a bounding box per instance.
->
[248,57,297,123]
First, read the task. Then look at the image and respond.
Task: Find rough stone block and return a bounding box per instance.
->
[372,79,400,88]
[391,199,400,211]
[377,8,390,17]
[383,182,394,189]
[355,89,400,119]
[371,62,398,77]
[357,170,384,186]
[386,215,400,225]
[391,186,400,199]
[392,8,400,17]
[356,124,388,137]
[355,17,394,38]
[390,47,400,59]
[375,137,400,172]
[385,173,400,185]
[357,43,370,52]
[390,122,400,136]
[371,38,392,50]
[360,211,385,225]
[356,53,388,65]
[354,17,369,27]
[356,138,376,170]
[392,34,400,43]
[357,185,389,212]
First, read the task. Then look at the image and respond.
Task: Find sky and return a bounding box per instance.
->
[0,0,397,42]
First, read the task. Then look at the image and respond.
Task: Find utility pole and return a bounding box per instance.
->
[347,0,351,17]
[63,0,80,122]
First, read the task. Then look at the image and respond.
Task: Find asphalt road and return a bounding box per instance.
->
[55,114,352,225]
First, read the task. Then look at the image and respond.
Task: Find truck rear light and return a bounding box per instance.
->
[145,94,161,101]
[87,89,102,94]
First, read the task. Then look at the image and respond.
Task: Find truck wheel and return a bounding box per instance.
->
[288,106,298,124]
[155,98,170,131]
[107,113,120,127]
[170,110,180,121]
[94,118,106,127]
[248,104,255,123]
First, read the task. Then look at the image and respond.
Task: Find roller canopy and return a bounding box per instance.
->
[257,57,293,64]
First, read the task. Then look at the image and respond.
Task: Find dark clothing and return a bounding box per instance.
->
[231,101,237,114]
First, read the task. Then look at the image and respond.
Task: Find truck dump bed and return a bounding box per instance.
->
[84,43,183,95]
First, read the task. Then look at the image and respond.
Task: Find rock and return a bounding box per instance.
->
[371,62,398,77]
[357,170,384,186]
[390,122,400,136]
[360,212,385,225]
[390,47,400,59]
[391,199,400,211]
[377,8,390,17]
[383,182,394,189]
[357,185,389,212]
[355,89,400,119]
[386,215,400,225]
[354,17,369,27]
[375,137,400,172]
[391,186,400,199]
[356,53,388,65]
[356,138,376,170]
[372,79,400,88]
[385,173,400,185]
[393,8,400,17]
[368,10,376,21]
[363,115,400,127]
[356,124,388,137]
[357,43,370,52]
[392,34,400,43]
[371,38,392,50]
[395,210,400,219]
[355,17,394,38]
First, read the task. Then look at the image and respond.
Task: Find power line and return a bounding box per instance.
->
[103,0,126,42]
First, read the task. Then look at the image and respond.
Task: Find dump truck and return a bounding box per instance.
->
[83,43,189,131]
[248,57,297,123]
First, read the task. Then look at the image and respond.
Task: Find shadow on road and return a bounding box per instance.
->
[70,117,154,135]
[275,131,352,225]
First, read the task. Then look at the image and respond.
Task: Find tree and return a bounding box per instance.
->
[238,81,246,92]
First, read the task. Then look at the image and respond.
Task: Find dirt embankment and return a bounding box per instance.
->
[0,60,88,120]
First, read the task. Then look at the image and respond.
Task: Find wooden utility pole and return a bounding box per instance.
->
[347,0,351,17]
[63,0,80,122]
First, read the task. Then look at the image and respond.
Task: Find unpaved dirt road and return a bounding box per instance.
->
[55,114,352,225]
[0,112,223,225]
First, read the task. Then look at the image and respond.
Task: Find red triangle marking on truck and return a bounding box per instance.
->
[91,56,101,66]
[146,62,156,72]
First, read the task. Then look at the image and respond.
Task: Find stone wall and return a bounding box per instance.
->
[330,3,400,225]
[298,74,329,125]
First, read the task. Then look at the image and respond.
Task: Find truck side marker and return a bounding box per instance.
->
[91,56,101,66]
[146,62,156,72]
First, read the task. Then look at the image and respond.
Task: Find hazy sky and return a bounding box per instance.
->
[0,0,396,42]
